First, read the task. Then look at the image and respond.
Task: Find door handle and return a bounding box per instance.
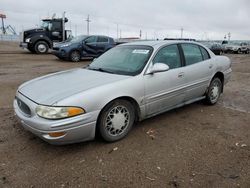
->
[209,64,213,69]
[178,72,184,78]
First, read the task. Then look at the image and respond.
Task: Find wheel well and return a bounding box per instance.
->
[213,72,224,92]
[70,49,81,55]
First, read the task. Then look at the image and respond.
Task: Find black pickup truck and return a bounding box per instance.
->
[52,35,116,62]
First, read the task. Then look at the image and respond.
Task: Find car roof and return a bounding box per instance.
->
[120,40,201,49]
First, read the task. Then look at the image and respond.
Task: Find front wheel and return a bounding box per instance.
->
[205,78,223,105]
[98,100,135,142]
[34,41,49,54]
[70,50,81,62]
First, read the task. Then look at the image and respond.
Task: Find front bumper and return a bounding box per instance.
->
[19,42,28,49]
[13,92,99,145]
[52,49,69,59]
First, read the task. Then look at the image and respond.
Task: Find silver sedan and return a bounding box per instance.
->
[14,41,232,144]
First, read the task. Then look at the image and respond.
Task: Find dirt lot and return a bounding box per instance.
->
[0,41,250,188]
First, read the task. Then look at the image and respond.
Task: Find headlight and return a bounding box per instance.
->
[36,105,85,119]
[25,38,31,43]
[61,43,71,47]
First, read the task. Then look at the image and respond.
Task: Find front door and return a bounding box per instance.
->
[82,36,98,56]
[144,44,186,116]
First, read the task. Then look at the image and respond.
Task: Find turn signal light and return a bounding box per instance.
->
[48,132,66,137]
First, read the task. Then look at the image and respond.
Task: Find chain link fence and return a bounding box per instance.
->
[0,34,20,41]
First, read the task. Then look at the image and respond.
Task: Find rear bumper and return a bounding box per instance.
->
[19,42,28,49]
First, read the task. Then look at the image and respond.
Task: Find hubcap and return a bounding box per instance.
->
[210,81,221,103]
[105,106,130,136]
[37,44,46,53]
[72,52,80,61]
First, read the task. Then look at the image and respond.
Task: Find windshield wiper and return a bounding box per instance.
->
[87,67,115,74]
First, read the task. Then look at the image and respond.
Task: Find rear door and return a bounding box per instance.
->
[96,36,109,53]
[180,43,213,101]
[144,44,186,116]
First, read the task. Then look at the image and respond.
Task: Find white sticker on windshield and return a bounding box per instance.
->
[132,49,149,54]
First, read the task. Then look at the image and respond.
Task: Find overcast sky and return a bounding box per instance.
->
[1,0,250,40]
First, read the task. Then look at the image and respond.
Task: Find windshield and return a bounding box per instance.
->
[88,45,153,76]
[41,21,51,30]
[70,35,88,43]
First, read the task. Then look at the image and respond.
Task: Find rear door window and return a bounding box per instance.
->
[199,46,210,60]
[181,44,203,66]
[97,37,109,43]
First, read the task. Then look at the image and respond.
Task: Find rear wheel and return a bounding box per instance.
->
[34,41,49,54]
[205,78,223,105]
[237,49,241,54]
[70,50,81,62]
[98,99,135,142]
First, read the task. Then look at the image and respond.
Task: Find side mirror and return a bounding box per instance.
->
[149,63,169,74]
[52,31,60,37]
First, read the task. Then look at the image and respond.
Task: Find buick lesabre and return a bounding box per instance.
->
[14,41,232,144]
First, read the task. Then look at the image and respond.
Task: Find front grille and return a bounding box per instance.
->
[16,97,31,116]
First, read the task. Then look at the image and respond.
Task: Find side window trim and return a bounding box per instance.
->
[177,43,186,67]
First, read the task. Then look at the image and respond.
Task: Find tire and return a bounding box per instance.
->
[98,99,135,142]
[205,77,223,105]
[237,49,241,54]
[219,50,223,55]
[70,50,81,62]
[34,41,49,54]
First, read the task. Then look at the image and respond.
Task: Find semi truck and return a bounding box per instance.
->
[20,16,71,54]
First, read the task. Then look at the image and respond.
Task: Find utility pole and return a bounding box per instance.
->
[228,32,231,41]
[116,23,119,39]
[62,11,66,41]
[139,30,142,39]
[0,14,6,34]
[181,27,184,39]
[75,24,77,37]
[86,15,91,35]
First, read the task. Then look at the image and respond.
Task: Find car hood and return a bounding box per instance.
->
[53,41,76,48]
[19,68,130,105]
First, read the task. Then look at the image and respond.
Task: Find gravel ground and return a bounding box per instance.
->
[0,41,250,188]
